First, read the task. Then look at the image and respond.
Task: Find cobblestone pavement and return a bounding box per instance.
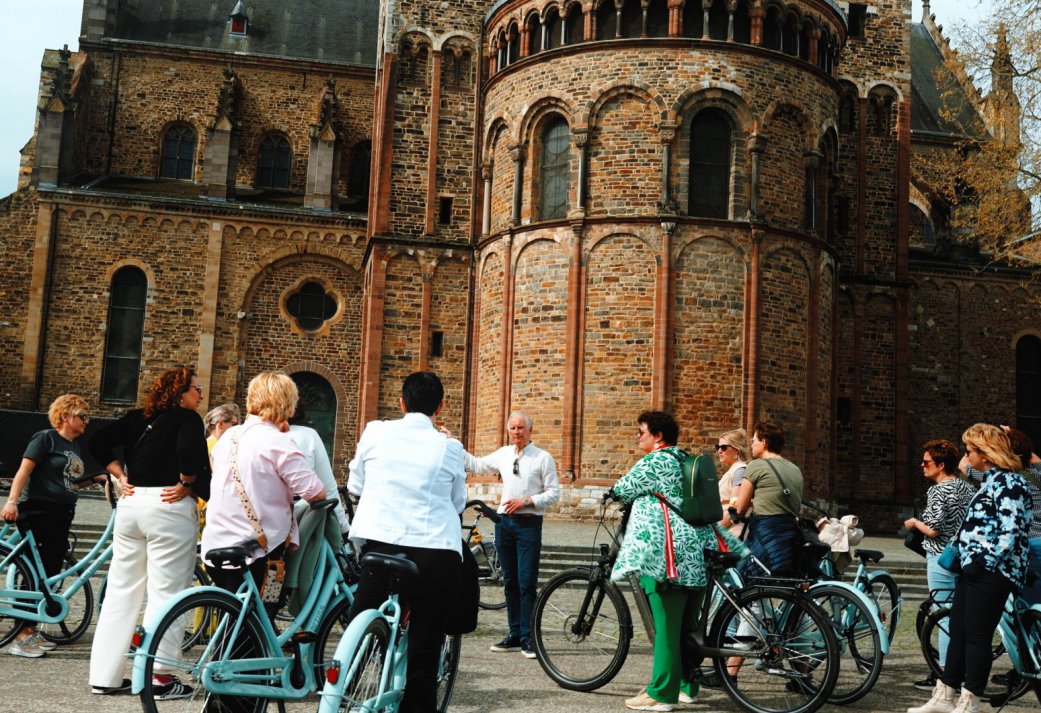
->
[2,599,1038,713]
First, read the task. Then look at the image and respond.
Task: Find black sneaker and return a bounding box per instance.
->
[701,671,736,689]
[92,678,132,695]
[520,641,537,659]
[489,636,521,652]
[914,672,938,691]
[153,679,194,700]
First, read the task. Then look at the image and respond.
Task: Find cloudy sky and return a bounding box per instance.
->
[0,0,990,197]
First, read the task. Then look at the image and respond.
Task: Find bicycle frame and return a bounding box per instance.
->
[318,594,410,713]
[0,507,115,624]
[997,596,1041,681]
[130,535,352,700]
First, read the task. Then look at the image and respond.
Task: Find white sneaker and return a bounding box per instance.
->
[624,691,674,712]
[907,680,958,713]
[678,691,695,704]
[950,688,980,713]
[8,638,46,658]
[25,632,57,651]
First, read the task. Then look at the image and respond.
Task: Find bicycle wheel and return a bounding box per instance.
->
[0,547,37,647]
[864,573,900,644]
[475,541,506,610]
[531,567,632,691]
[315,595,353,678]
[37,557,94,645]
[808,584,882,704]
[336,617,391,713]
[436,633,462,713]
[140,591,269,713]
[708,587,840,713]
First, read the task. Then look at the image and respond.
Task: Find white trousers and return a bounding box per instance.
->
[89,488,198,687]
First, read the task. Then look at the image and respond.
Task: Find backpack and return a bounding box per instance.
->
[668,449,723,526]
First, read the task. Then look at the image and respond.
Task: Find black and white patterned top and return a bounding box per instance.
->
[920,477,976,556]
[957,467,1033,589]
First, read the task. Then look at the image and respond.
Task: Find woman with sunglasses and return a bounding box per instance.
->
[908,424,1032,713]
[87,366,211,698]
[903,438,974,690]
[2,394,104,658]
[715,429,749,538]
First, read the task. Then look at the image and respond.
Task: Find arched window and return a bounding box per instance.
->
[564,4,584,44]
[159,124,196,180]
[525,14,542,55]
[1017,335,1041,449]
[507,23,520,64]
[619,0,642,38]
[347,140,371,209]
[689,109,732,219]
[764,7,783,50]
[708,0,729,40]
[733,0,752,44]
[545,7,563,49]
[101,266,147,402]
[539,117,571,220]
[782,13,799,56]
[290,371,338,462]
[683,0,704,37]
[596,2,618,40]
[257,133,292,189]
[647,0,670,37]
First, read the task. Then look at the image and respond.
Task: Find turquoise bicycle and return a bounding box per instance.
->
[0,473,116,645]
[130,498,353,712]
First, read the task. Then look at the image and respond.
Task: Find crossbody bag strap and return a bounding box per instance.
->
[763,459,801,515]
[228,430,269,550]
[1022,467,1041,491]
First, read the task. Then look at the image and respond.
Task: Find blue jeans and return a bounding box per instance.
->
[926,551,958,666]
[495,515,543,645]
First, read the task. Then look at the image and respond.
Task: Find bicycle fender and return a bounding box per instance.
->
[809,579,890,654]
[131,585,239,694]
[317,609,387,713]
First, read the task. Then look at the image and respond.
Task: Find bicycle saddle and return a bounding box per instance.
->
[702,547,741,570]
[360,552,420,580]
[206,539,262,568]
[854,549,883,564]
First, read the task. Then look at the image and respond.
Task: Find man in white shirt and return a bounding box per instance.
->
[347,371,466,713]
[463,411,560,658]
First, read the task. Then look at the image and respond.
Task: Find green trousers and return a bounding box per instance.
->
[640,576,705,704]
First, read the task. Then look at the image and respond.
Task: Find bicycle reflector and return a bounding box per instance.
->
[326,661,340,684]
[132,625,146,648]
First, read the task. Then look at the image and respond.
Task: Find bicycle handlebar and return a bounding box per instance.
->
[465,499,500,523]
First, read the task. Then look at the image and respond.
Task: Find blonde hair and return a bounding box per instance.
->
[204,403,242,434]
[962,423,1022,473]
[49,394,89,429]
[246,372,298,425]
[718,428,749,462]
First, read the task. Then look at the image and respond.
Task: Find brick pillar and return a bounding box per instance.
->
[585,7,596,41]
[34,97,66,187]
[743,228,763,431]
[659,124,676,211]
[481,163,493,236]
[748,133,766,222]
[520,24,531,57]
[668,0,683,36]
[196,220,225,411]
[204,120,237,200]
[856,96,868,273]
[359,247,389,427]
[561,225,585,479]
[749,7,765,45]
[653,220,675,410]
[808,28,820,64]
[305,125,336,210]
[573,129,589,212]
[499,234,515,448]
[424,50,443,234]
[701,0,711,39]
[21,201,56,404]
[510,145,524,225]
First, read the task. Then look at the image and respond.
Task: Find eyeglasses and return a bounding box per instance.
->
[512,459,520,476]
[716,444,731,452]
[921,459,935,466]
[189,385,203,395]
[221,418,238,425]
[74,413,90,423]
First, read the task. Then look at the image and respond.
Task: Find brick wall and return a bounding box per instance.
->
[0,192,40,404]
[474,249,505,453]
[377,254,424,420]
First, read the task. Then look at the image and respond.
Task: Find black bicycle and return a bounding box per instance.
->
[462,499,506,610]
[531,495,841,713]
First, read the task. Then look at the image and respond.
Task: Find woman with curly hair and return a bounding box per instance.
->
[87,366,210,698]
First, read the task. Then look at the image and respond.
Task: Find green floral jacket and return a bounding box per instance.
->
[610,446,744,588]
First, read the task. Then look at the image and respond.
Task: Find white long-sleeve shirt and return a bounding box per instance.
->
[347,412,467,555]
[463,442,560,515]
[289,424,350,534]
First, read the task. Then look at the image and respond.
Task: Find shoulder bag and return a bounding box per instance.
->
[225,430,291,605]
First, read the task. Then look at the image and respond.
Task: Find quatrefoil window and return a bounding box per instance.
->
[285,281,338,332]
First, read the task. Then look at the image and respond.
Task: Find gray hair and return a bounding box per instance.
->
[204,402,242,433]
[507,411,533,429]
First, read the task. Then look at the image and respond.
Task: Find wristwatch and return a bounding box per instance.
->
[179,479,194,490]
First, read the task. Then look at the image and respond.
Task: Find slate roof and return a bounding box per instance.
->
[107,0,380,66]
[910,22,987,139]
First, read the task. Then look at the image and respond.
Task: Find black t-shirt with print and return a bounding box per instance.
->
[21,429,83,506]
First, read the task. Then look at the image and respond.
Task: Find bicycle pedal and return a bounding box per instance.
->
[293,631,317,644]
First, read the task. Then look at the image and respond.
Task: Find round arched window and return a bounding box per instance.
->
[285,281,338,332]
